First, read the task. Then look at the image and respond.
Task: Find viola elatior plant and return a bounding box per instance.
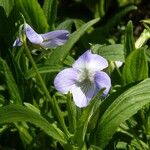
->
[54,50,111,108]
[13,23,70,49]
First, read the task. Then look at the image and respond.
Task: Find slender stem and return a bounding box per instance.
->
[24,43,51,109]
[53,96,70,137]
[23,43,70,138]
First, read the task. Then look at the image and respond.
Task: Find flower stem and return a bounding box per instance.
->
[23,43,70,138]
[23,43,51,108]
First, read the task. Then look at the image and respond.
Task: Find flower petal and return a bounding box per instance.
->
[72,50,108,72]
[40,30,69,48]
[94,71,111,96]
[13,38,22,47]
[40,38,68,48]
[54,68,78,94]
[24,23,43,44]
[40,30,69,40]
[71,81,98,108]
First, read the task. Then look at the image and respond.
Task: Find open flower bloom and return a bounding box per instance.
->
[54,50,111,108]
[13,23,69,49]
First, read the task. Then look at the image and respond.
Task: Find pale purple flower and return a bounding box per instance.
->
[13,23,69,48]
[54,50,111,108]
[13,37,22,47]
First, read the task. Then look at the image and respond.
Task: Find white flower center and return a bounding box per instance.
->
[77,68,94,84]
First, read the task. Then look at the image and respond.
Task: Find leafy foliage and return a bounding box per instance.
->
[0,0,150,150]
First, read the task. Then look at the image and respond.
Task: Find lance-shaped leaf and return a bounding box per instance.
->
[25,65,62,79]
[122,47,148,85]
[43,0,57,30]
[0,105,67,144]
[124,20,135,56]
[15,0,49,32]
[0,58,22,104]
[94,78,150,148]
[48,18,100,65]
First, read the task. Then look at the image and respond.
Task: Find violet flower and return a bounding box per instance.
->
[54,50,111,108]
[13,23,69,49]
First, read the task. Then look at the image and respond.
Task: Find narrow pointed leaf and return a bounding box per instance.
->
[0,58,22,104]
[66,93,77,133]
[25,65,62,79]
[89,5,137,43]
[95,79,150,148]
[124,21,135,56]
[122,47,148,85]
[15,0,49,32]
[48,18,100,65]
[43,0,57,30]
[0,105,67,144]
[56,19,74,31]
[73,90,103,147]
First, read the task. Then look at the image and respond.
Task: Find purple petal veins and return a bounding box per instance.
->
[13,38,22,47]
[54,50,111,108]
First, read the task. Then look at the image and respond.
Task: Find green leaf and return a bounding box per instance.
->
[0,95,5,105]
[25,65,62,79]
[95,78,150,148]
[63,55,75,66]
[89,5,137,43]
[89,145,103,150]
[122,47,148,85]
[92,44,125,62]
[66,93,77,133]
[135,29,150,49]
[43,0,58,30]
[104,6,137,34]
[94,0,105,18]
[73,90,103,147]
[0,58,22,104]
[56,19,74,31]
[52,96,70,137]
[48,18,100,65]
[15,0,49,32]
[0,105,67,144]
[0,0,14,16]
[124,20,135,56]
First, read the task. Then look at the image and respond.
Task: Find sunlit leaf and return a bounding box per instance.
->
[15,0,49,32]
[122,47,148,85]
[48,18,100,65]
[124,20,135,56]
[92,44,125,62]
[43,0,57,30]
[25,65,62,79]
[95,79,150,148]
[0,105,67,144]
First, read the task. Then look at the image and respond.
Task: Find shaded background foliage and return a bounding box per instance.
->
[0,0,150,150]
